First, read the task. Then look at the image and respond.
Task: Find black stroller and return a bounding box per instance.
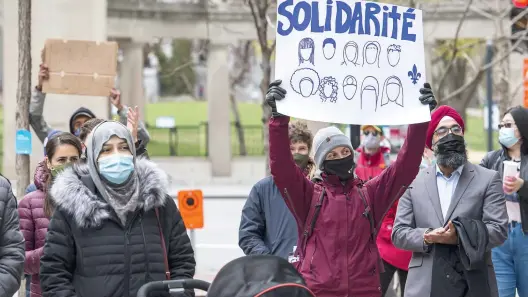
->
[137,255,316,297]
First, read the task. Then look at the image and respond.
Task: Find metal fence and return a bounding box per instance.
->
[147,122,263,157]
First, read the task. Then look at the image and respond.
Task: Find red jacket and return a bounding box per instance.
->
[269,116,428,297]
[18,161,50,297]
[355,147,412,271]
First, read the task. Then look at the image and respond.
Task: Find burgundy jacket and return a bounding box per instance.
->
[269,116,428,297]
[19,160,50,297]
[355,147,413,271]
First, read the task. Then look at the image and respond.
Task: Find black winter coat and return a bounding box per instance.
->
[0,175,25,297]
[40,159,195,297]
[238,176,298,259]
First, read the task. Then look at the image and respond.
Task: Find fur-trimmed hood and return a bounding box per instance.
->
[50,158,169,229]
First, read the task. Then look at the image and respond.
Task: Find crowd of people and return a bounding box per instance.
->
[0,65,525,297]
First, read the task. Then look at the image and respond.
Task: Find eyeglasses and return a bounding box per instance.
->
[434,125,463,138]
[363,131,379,136]
[498,123,514,129]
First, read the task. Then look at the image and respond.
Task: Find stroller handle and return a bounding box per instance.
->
[137,279,211,297]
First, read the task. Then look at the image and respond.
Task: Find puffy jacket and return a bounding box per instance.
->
[269,116,428,297]
[39,158,195,297]
[239,176,298,259]
[355,147,412,271]
[0,174,25,297]
[19,160,50,297]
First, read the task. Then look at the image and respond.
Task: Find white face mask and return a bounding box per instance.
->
[363,134,380,150]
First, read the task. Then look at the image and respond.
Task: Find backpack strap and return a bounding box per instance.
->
[356,185,376,242]
[154,208,171,280]
[300,187,326,255]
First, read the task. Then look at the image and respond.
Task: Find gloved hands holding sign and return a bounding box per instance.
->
[266,80,286,117]
[419,82,438,112]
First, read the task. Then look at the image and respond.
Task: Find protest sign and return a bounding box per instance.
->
[42,39,118,97]
[274,0,430,125]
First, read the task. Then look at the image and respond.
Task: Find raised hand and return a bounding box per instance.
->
[266,80,287,117]
[37,64,49,90]
[419,82,437,112]
[109,88,124,111]
[127,106,139,143]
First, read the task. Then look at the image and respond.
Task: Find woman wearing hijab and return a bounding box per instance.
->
[39,121,195,297]
[480,106,528,297]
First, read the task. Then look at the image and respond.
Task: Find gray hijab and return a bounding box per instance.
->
[86,121,139,225]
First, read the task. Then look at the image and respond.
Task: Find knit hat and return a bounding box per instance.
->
[426,105,465,149]
[313,126,354,170]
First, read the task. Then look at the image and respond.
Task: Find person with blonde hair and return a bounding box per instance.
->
[239,120,314,259]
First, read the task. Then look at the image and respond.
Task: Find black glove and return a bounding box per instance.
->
[419,82,437,112]
[266,80,287,117]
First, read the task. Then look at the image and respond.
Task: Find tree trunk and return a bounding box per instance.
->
[230,94,247,155]
[16,0,31,198]
[17,2,31,295]
[261,50,273,176]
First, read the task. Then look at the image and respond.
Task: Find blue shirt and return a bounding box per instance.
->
[436,165,464,221]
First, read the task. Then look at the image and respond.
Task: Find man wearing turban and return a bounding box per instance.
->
[392,106,508,297]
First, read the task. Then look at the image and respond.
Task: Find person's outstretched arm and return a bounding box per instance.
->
[267,80,314,227]
[29,86,52,143]
[0,178,25,297]
[39,210,78,297]
[365,84,435,226]
[239,183,271,255]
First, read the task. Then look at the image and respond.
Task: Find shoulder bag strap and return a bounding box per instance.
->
[154,208,171,280]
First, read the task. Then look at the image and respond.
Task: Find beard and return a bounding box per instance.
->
[433,147,468,169]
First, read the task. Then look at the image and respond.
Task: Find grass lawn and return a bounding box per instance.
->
[464,115,500,152]
[145,101,264,157]
[0,103,499,166]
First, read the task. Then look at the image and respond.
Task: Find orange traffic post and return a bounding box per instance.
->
[523,58,528,108]
[177,190,204,229]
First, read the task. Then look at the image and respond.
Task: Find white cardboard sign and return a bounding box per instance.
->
[274,0,431,125]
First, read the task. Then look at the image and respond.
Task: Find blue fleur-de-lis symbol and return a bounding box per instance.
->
[408,64,421,85]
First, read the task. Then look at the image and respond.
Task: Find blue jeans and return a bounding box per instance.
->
[492,222,528,297]
[25,274,31,297]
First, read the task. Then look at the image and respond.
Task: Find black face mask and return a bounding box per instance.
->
[293,153,310,170]
[323,154,356,180]
[435,134,466,155]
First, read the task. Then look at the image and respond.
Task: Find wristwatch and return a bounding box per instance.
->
[423,228,433,245]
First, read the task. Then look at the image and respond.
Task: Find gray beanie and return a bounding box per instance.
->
[312,126,354,170]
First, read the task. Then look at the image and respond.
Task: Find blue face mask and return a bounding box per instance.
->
[74,128,81,137]
[499,127,519,148]
[98,154,134,184]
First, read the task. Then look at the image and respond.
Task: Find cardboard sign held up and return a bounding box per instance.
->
[42,39,118,97]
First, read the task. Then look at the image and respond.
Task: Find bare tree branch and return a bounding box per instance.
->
[443,29,528,103]
[436,0,474,93]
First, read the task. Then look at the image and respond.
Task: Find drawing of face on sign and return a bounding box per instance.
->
[362,41,381,68]
[342,75,357,100]
[322,38,336,60]
[360,76,379,110]
[381,76,404,108]
[387,44,402,67]
[298,38,315,66]
[341,41,359,66]
[290,68,320,98]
